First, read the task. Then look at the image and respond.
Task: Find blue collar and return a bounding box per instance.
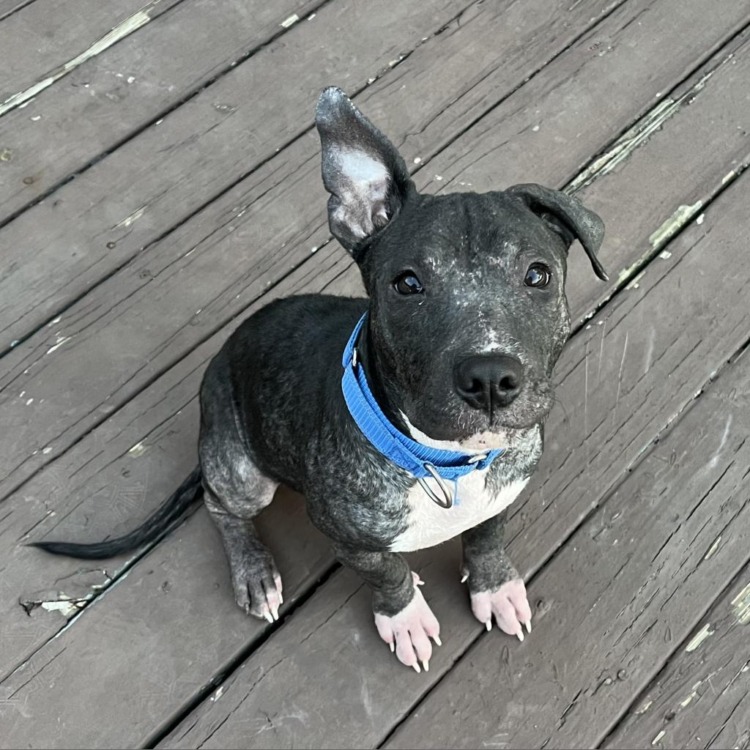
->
[341,313,504,507]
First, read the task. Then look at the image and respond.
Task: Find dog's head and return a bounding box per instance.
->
[315,87,606,448]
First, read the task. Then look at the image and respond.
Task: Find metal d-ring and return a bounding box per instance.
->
[417,463,454,509]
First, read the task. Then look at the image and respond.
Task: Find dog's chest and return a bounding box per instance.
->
[389,470,529,552]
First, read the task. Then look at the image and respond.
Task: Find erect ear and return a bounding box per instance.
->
[315,87,413,254]
[508,183,608,281]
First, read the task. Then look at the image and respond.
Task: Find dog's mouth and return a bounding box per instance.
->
[401,386,553,450]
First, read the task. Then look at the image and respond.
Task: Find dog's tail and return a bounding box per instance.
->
[30,466,203,559]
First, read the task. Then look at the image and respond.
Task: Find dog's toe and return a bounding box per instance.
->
[230,550,283,623]
[374,573,441,672]
[470,578,531,640]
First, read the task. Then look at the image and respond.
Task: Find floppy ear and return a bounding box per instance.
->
[315,87,413,254]
[508,183,607,281]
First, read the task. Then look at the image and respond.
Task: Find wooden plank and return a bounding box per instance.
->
[0,0,183,113]
[0,0,633,354]
[0,0,485,344]
[0,0,744,502]
[160,172,750,748]
[0,0,323,222]
[604,566,750,750]
[0,493,334,750]
[0,0,35,23]
[3,84,750,748]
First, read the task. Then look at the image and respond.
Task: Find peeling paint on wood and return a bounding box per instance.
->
[731,582,750,625]
[567,43,739,195]
[0,2,160,117]
[128,441,147,457]
[704,535,721,560]
[114,206,146,229]
[635,700,652,715]
[684,624,713,652]
[648,202,703,249]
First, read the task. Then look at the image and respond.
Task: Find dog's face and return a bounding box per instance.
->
[316,88,606,447]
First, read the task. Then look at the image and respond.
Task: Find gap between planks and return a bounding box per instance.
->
[599,557,750,748]
[382,326,750,750]
[0,0,636,506]
[0,0,36,24]
[156,173,747,748]
[0,0,184,117]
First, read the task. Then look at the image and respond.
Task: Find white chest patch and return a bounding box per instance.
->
[389,472,529,552]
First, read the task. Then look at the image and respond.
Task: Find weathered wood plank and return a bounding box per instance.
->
[153,169,750,750]
[0,0,183,114]
[4,102,750,749]
[604,566,750,750]
[0,0,485,344]
[1,0,744,505]
[0,0,324,224]
[0,491,334,750]
[0,0,35,22]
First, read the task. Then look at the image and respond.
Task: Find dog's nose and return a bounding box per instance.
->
[454,354,525,410]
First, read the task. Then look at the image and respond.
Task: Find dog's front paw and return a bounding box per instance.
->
[470,578,532,640]
[374,573,441,673]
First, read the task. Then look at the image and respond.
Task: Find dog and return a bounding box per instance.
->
[34,87,606,672]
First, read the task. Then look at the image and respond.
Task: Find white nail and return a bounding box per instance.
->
[517,630,525,643]
[390,641,395,653]
[422,660,429,672]
[525,621,532,634]
[433,635,442,647]
[460,573,469,584]
[271,607,279,621]
[413,662,421,674]
[279,592,284,604]
[486,620,492,632]
[264,612,274,624]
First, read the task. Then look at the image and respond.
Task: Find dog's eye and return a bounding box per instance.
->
[394,272,424,295]
[524,263,552,288]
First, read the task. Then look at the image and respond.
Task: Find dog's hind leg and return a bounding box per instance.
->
[199,350,283,621]
[201,456,281,622]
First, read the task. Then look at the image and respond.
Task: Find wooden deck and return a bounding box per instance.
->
[1,0,749,747]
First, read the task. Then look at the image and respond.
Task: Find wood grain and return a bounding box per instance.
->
[0,0,183,112]
[0,0,747,688]
[387,343,750,749]
[604,565,750,749]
